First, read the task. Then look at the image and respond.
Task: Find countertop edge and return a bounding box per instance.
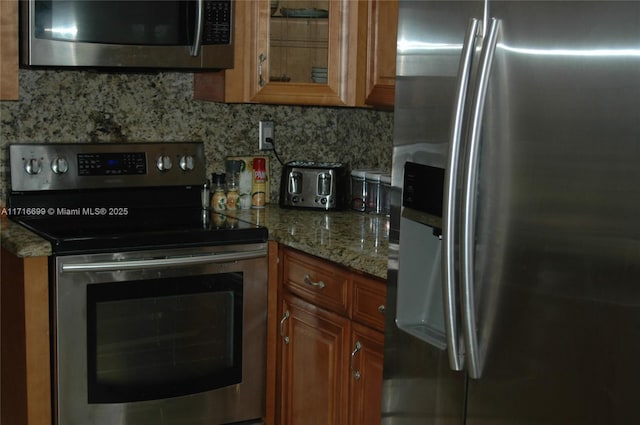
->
[1,218,53,258]
[0,206,389,280]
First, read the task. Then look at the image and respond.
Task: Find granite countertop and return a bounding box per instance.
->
[0,217,53,257]
[0,205,389,279]
[225,206,389,280]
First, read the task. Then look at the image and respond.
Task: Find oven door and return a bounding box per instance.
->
[52,243,267,425]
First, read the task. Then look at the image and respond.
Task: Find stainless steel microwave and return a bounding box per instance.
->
[20,0,234,70]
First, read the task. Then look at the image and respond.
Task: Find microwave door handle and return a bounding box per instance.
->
[190,0,204,56]
[460,17,501,380]
[442,17,481,372]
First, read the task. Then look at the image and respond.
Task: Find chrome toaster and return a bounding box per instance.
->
[280,161,349,210]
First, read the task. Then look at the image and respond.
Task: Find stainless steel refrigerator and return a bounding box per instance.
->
[382,1,640,424]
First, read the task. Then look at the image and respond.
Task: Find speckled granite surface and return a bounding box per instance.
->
[1,69,392,278]
[0,217,52,257]
[225,206,389,279]
[0,206,389,279]
[1,69,393,204]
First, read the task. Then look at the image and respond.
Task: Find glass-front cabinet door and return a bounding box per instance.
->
[229,0,358,106]
[269,0,329,84]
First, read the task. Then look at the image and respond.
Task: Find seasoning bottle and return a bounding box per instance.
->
[225,161,241,211]
[251,157,267,208]
[211,173,227,211]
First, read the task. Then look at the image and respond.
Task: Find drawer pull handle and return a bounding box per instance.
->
[378,305,385,314]
[304,274,326,289]
[350,341,362,380]
[280,310,290,344]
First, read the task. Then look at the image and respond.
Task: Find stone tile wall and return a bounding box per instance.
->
[0,70,393,204]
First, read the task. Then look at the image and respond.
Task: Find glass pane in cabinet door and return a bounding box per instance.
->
[269,0,329,84]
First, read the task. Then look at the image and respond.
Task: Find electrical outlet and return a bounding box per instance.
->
[259,121,275,150]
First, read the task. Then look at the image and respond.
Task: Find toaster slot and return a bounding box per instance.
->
[317,173,332,196]
[288,171,302,194]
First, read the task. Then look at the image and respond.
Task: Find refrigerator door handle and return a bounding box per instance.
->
[442,17,482,372]
[460,17,501,380]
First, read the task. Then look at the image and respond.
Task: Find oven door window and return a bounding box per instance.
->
[86,273,242,403]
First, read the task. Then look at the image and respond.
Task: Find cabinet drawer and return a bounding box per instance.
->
[352,276,386,332]
[283,249,350,315]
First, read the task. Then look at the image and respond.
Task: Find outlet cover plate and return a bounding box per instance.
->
[259,121,275,150]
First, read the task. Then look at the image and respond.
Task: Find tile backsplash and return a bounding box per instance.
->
[1,70,393,203]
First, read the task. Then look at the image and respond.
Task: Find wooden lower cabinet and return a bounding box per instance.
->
[277,247,386,425]
[1,248,51,425]
[349,322,384,425]
[279,295,351,425]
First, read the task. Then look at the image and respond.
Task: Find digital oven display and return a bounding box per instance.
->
[78,153,147,176]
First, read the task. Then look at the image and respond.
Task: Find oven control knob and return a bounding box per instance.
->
[156,155,173,172]
[179,155,195,171]
[24,158,42,175]
[51,157,69,174]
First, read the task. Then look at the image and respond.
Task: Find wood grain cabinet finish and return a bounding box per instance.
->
[195,0,359,106]
[351,275,387,332]
[283,247,351,316]
[0,0,19,100]
[278,247,386,425]
[348,322,384,425]
[194,0,399,108]
[1,249,51,425]
[356,0,398,108]
[279,295,351,425]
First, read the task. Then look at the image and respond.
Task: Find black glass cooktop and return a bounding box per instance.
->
[11,207,268,255]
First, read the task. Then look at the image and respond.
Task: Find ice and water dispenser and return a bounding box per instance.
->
[395,162,448,349]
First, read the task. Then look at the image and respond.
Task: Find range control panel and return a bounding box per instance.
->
[9,142,206,192]
[77,152,147,176]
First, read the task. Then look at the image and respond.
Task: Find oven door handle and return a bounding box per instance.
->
[60,251,265,272]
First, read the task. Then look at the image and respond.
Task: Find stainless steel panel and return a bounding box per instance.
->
[54,244,267,425]
[382,245,466,425]
[21,0,234,69]
[395,217,446,348]
[466,2,640,423]
[9,143,206,191]
[391,0,486,229]
[384,1,486,424]
[279,163,349,210]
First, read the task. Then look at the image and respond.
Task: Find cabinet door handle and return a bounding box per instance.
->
[378,305,385,314]
[280,310,290,344]
[303,274,326,289]
[350,341,362,380]
[258,54,267,87]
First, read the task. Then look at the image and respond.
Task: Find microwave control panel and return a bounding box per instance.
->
[204,1,233,44]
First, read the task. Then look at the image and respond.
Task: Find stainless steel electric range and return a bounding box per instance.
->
[8,142,268,425]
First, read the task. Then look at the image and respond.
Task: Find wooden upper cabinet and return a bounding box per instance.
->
[195,0,359,106]
[356,0,398,109]
[0,0,19,100]
[195,0,401,108]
